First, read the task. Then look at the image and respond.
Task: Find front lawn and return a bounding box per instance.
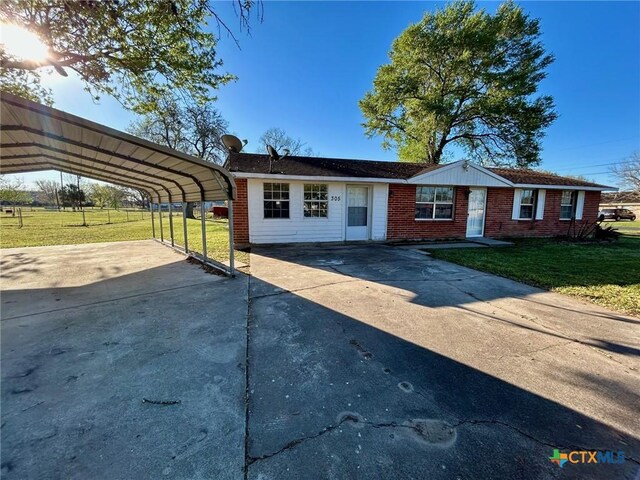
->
[603,219,640,236]
[0,208,249,267]
[429,235,640,317]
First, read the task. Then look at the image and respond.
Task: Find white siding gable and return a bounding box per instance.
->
[409,160,512,187]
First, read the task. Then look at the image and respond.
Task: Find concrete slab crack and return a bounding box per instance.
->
[453,419,640,465]
[247,415,427,466]
[250,279,360,300]
[247,416,352,465]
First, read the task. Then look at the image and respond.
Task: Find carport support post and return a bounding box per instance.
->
[228,200,235,276]
[159,204,164,242]
[182,203,189,253]
[200,202,208,262]
[150,202,155,238]
[168,201,175,247]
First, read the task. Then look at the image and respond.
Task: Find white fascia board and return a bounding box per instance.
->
[513,183,616,192]
[232,172,407,184]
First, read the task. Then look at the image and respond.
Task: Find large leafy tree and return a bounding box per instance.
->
[0,0,258,111]
[128,95,229,217]
[60,183,86,211]
[360,0,557,167]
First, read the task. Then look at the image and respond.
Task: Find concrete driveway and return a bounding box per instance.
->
[247,244,639,480]
[2,241,639,479]
[1,241,248,479]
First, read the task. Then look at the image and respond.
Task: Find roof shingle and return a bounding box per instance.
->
[487,168,607,188]
[226,153,440,179]
[226,153,610,188]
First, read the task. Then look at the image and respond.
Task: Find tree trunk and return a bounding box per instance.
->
[184,202,196,219]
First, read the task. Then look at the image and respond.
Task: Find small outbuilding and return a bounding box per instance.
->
[225,153,613,246]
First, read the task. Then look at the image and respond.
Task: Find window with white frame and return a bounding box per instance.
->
[304,184,328,218]
[519,189,536,219]
[560,190,575,220]
[416,186,454,219]
[263,183,290,218]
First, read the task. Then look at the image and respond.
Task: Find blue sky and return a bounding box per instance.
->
[19,1,640,188]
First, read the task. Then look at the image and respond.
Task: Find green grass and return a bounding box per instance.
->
[0,208,249,267]
[429,235,640,317]
[605,219,640,236]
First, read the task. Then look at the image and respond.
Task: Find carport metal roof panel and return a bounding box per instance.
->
[0,93,235,202]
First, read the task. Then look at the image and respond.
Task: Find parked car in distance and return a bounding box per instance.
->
[599,208,637,221]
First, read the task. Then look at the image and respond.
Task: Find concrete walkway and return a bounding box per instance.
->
[1,241,248,479]
[247,244,639,480]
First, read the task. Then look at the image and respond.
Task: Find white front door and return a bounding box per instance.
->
[466,188,487,237]
[346,186,369,240]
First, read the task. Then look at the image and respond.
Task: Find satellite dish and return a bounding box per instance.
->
[221,134,244,153]
[267,144,280,161]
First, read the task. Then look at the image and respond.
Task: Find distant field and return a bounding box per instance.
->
[0,208,248,266]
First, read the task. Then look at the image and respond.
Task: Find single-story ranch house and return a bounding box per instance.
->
[225,153,612,247]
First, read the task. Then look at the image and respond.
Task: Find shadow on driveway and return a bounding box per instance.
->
[246,244,639,479]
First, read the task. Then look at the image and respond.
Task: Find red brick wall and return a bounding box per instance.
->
[232,178,249,247]
[387,185,602,240]
[387,185,468,240]
[484,188,601,238]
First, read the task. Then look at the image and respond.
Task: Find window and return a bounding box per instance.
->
[519,189,536,219]
[263,183,290,218]
[560,190,575,220]
[415,186,454,219]
[304,184,328,218]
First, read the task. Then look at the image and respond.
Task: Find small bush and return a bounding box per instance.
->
[594,223,620,241]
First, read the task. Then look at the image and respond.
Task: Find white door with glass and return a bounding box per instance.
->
[466,188,487,237]
[346,186,369,240]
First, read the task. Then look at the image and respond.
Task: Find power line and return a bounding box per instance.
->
[550,135,640,153]
[552,158,635,172]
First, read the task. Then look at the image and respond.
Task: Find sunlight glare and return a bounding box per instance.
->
[0,24,49,63]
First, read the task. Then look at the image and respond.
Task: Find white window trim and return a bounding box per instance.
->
[415,186,455,220]
[512,188,544,220]
[263,182,291,220]
[303,183,329,219]
[559,190,575,220]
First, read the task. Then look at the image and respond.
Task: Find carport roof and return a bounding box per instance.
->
[0,93,235,203]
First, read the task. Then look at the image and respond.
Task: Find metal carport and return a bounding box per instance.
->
[0,92,236,275]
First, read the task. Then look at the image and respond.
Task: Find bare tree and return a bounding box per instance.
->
[258,127,315,156]
[611,152,640,191]
[128,96,229,218]
[115,188,147,209]
[35,179,60,207]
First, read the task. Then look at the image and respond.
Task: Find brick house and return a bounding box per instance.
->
[225,153,612,247]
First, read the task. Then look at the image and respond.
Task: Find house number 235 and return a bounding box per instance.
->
[331,196,341,201]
